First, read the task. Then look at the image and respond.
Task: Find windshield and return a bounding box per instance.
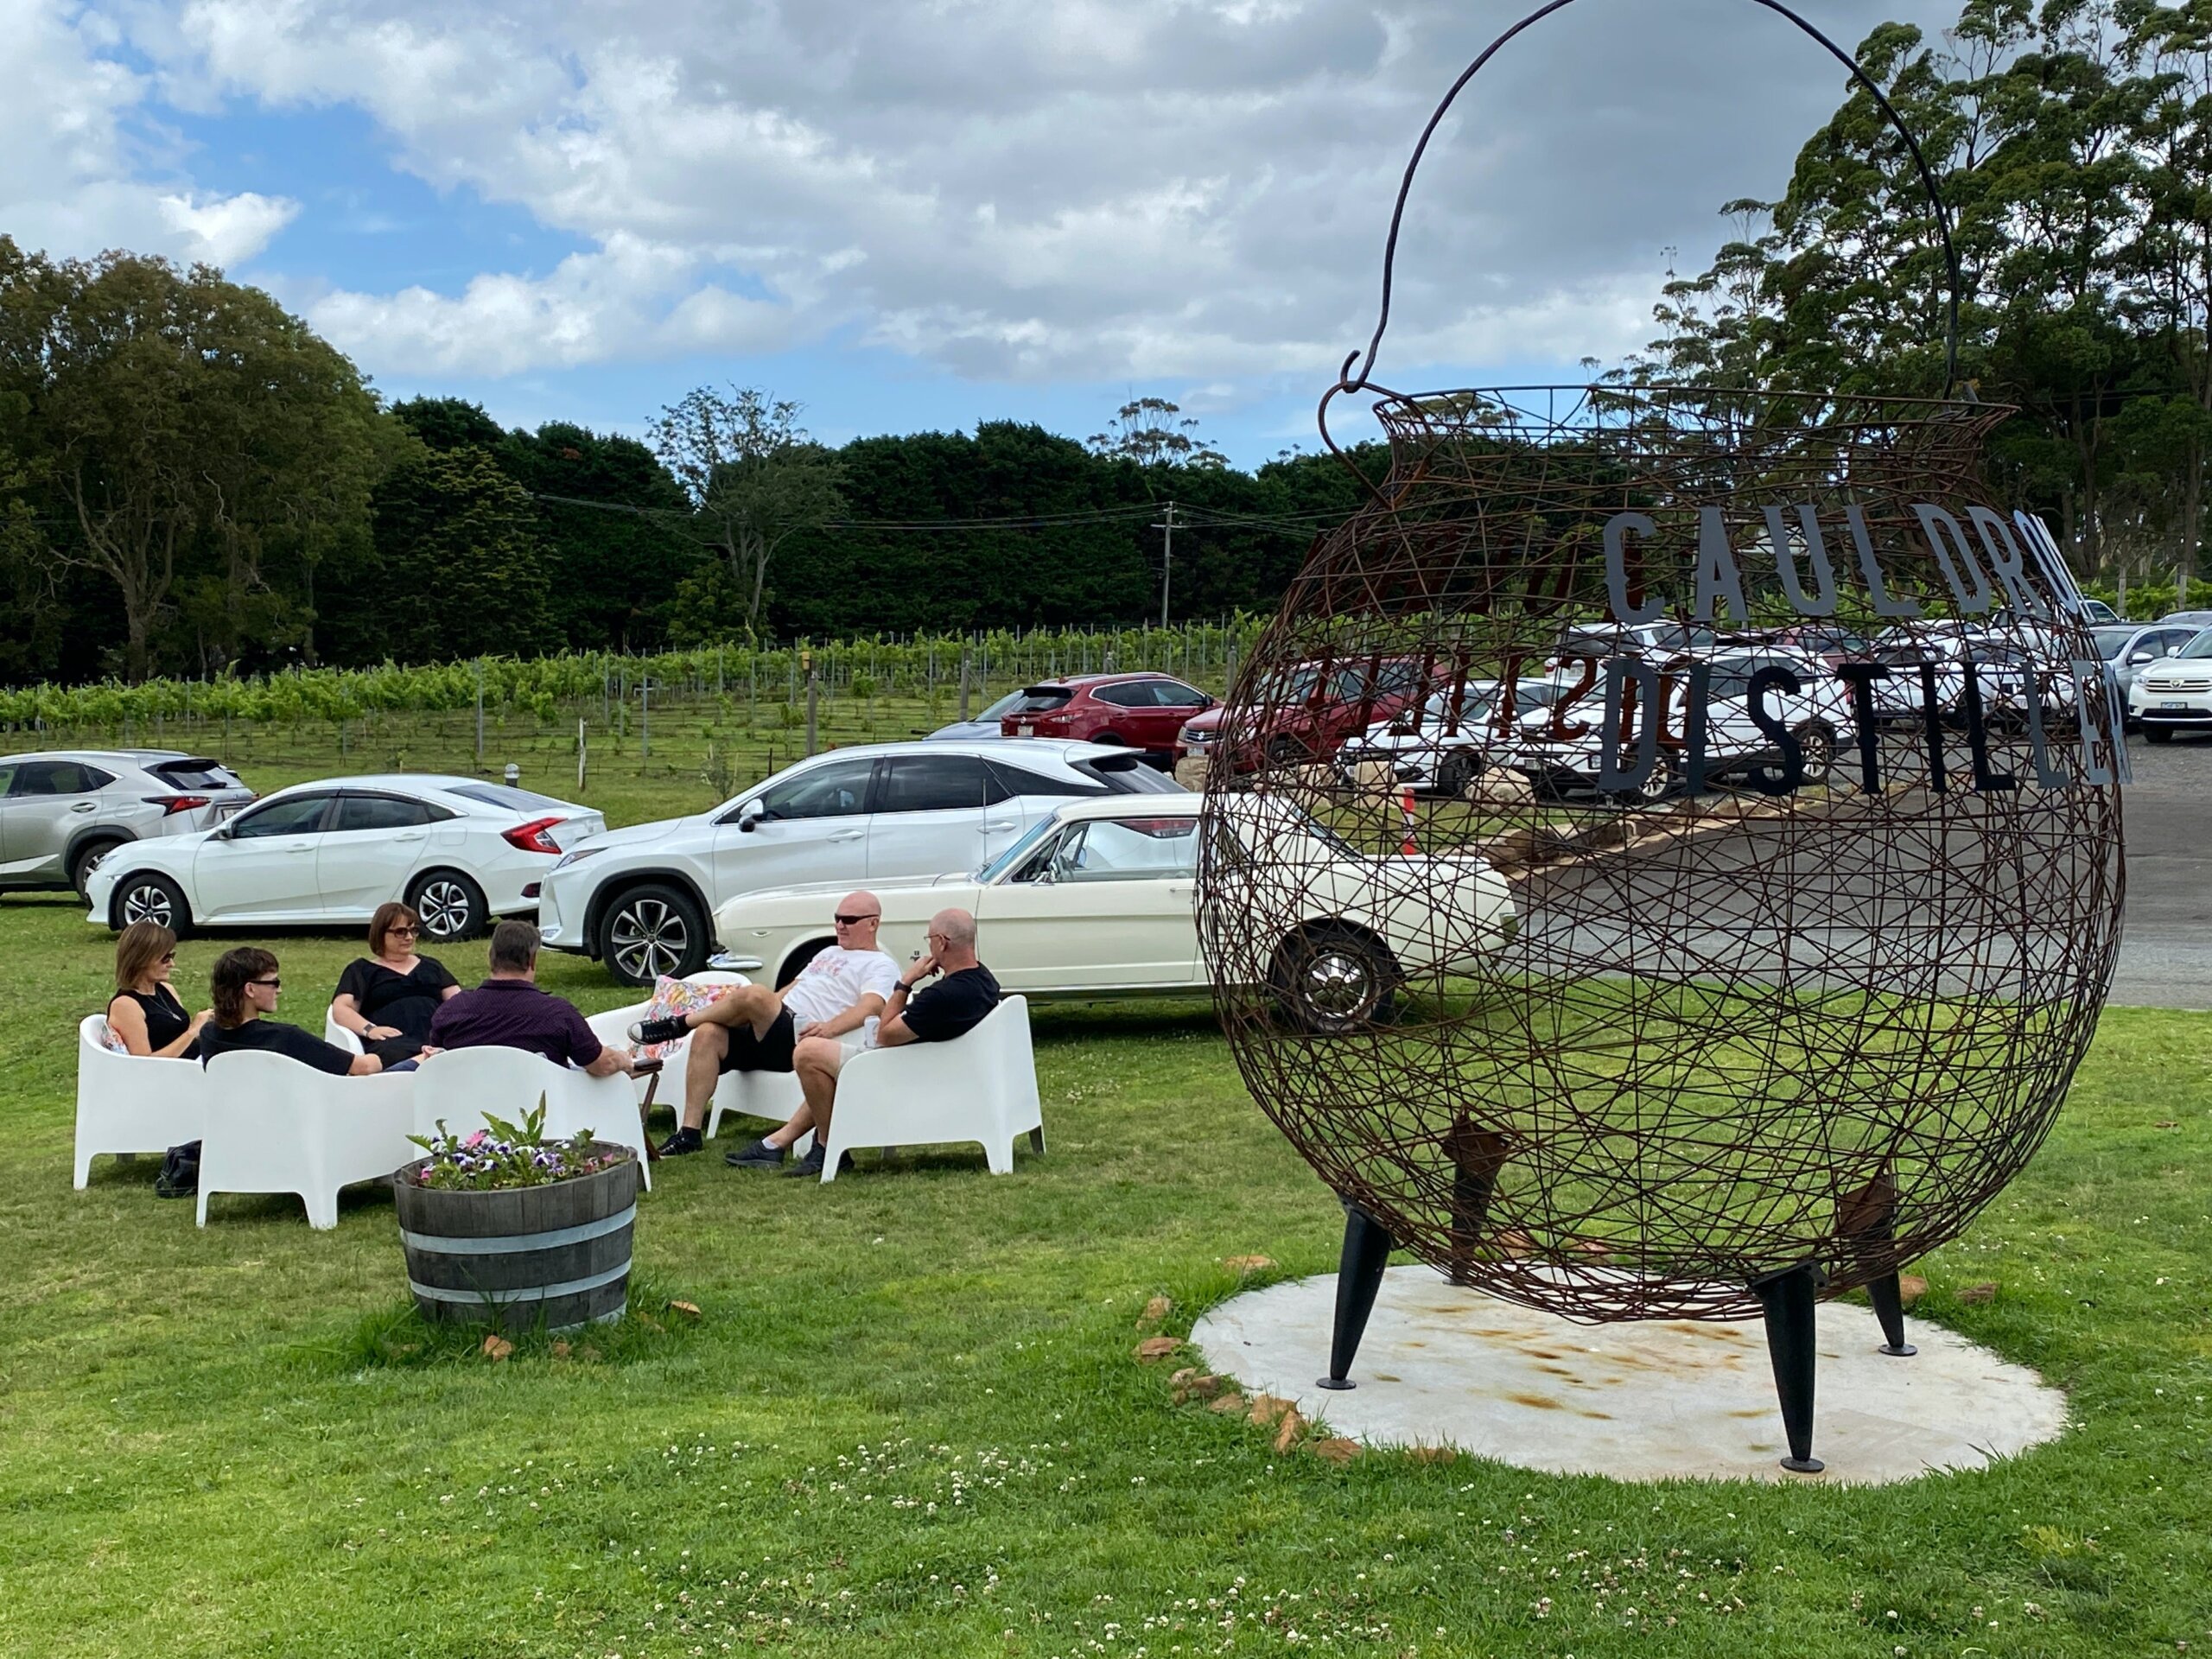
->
[2092,627,2139,661]
[976,690,1026,722]
[976,817,1062,882]
[2181,629,2212,659]
[449,782,574,812]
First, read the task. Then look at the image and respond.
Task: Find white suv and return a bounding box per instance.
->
[538,739,1186,983]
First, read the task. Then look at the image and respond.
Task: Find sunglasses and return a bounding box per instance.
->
[388,926,420,938]
[832,912,880,926]
[251,977,282,989]
[159,951,176,963]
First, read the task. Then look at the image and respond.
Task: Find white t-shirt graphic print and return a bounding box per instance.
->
[779,945,901,1041]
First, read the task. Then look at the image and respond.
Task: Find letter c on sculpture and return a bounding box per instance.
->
[1604,512,1664,626]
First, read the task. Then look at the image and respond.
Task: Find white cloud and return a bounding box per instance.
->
[0,0,296,266]
[15,0,1966,391]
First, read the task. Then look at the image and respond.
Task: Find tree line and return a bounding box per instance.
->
[0,238,1370,684]
[1640,0,2212,599]
[9,0,2212,686]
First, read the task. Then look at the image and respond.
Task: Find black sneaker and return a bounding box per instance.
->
[632,1015,692,1046]
[657,1126,704,1157]
[724,1137,785,1169]
[780,1143,852,1179]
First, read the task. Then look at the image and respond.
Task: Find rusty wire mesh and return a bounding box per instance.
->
[1195,384,2125,1322]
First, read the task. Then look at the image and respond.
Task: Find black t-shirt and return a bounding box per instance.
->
[198,1017,356,1077]
[334,955,458,1039]
[900,964,1001,1044]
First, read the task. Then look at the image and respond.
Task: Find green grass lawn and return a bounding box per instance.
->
[3,875,2209,1656]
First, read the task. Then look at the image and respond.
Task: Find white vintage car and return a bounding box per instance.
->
[709,794,1515,1030]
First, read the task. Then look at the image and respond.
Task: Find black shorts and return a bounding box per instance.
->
[717,1007,798,1075]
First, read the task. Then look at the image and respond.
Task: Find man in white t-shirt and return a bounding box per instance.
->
[641,890,900,1161]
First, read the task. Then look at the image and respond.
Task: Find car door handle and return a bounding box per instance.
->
[393,832,425,842]
[981,820,1016,833]
[70,802,96,813]
[829,830,866,842]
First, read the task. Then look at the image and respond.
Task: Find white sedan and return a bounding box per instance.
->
[709,794,1515,1031]
[85,775,605,942]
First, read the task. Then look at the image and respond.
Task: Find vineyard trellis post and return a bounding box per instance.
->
[804,651,818,758]
[640,680,652,760]
[958,652,971,721]
[474,660,485,766]
[577,719,588,793]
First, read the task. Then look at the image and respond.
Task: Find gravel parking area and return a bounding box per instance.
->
[2114,730,2212,1009]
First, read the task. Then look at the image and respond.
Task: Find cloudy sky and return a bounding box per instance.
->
[4,0,1958,464]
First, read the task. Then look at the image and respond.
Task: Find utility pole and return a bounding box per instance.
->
[1154,499,1175,627]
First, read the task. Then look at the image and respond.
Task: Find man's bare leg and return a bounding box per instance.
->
[785,1036,846,1173]
[679,1023,728,1132]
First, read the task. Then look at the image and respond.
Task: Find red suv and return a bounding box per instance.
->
[1175,658,1427,772]
[999,671,1214,765]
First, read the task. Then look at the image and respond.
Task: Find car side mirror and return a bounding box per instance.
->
[2167,646,2183,657]
[2131,651,2155,664]
[737,802,765,833]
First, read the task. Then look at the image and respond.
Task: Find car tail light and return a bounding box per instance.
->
[501,817,566,855]
[145,795,212,815]
[522,881,543,899]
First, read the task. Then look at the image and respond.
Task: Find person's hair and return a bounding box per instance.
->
[210,947,279,1027]
[932,908,977,951]
[488,919,540,975]
[368,901,423,958]
[114,920,176,992]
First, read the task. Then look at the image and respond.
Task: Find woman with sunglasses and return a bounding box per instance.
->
[330,903,460,1066]
[106,920,213,1059]
[199,948,386,1076]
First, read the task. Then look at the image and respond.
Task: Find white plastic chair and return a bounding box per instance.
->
[408,1045,652,1191]
[196,1051,416,1229]
[585,973,805,1141]
[73,1014,207,1189]
[324,1004,363,1054]
[818,995,1045,1183]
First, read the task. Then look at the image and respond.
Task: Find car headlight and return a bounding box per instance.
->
[552,846,606,873]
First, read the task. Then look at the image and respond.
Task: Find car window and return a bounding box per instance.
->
[1154,680,1206,708]
[448,782,571,811]
[2093,628,2138,661]
[986,759,1103,799]
[146,758,242,791]
[875,753,988,814]
[976,815,1065,881]
[1052,816,1199,882]
[755,758,874,820]
[976,690,1027,722]
[1076,755,1185,794]
[0,763,13,794]
[229,793,334,837]
[2181,630,2212,659]
[1092,683,1153,708]
[12,760,113,795]
[1007,688,1073,715]
[2153,629,2196,655]
[334,794,437,832]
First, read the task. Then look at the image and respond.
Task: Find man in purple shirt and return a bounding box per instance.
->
[429,921,637,1077]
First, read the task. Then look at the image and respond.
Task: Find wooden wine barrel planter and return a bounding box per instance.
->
[392,1145,640,1333]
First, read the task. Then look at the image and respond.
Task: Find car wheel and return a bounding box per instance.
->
[1263,734,1306,769]
[1270,925,1402,1033]
[1434,750,1476,798]
[1601,754,1679,807]
[69,836,129,902]
[776,937,832,989]
[1091,731,1128,747]
[409,870,489,944]
[2145,725,2174,744]
[114,872,190,936]
[599,883,709,986]
[1794,721,1837,785]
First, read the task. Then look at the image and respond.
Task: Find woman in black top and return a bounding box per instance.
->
[330,903,458,1066]
[106,921,210,1058]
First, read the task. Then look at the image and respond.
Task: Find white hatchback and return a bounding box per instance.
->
[84,775,605,943]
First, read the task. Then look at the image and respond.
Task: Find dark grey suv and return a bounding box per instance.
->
[0,750,256,899]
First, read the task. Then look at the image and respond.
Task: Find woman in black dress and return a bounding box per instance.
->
[330,902,460,1066]
[107,921,210,1058]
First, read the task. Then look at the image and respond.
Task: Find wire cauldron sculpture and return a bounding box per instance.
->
[1194,0,2126,1471]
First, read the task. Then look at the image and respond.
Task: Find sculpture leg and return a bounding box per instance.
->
[1446,1122,1510,1287]
[1318,1205,1393,1391]
[1866,1271,1916,1357]
[1752,1264,1824,1474]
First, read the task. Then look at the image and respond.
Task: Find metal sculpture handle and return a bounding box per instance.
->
[1328,0,1964,416]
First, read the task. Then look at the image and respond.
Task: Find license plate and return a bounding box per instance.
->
[2164,701,2190,710]
[215,803,244,820]
[1018,723,1035,737]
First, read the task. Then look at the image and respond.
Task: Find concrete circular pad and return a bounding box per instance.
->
[1192,1267,2067,1485]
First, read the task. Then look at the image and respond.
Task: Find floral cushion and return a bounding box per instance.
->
[98,1018,132,1056]
[633,975,729,1062]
